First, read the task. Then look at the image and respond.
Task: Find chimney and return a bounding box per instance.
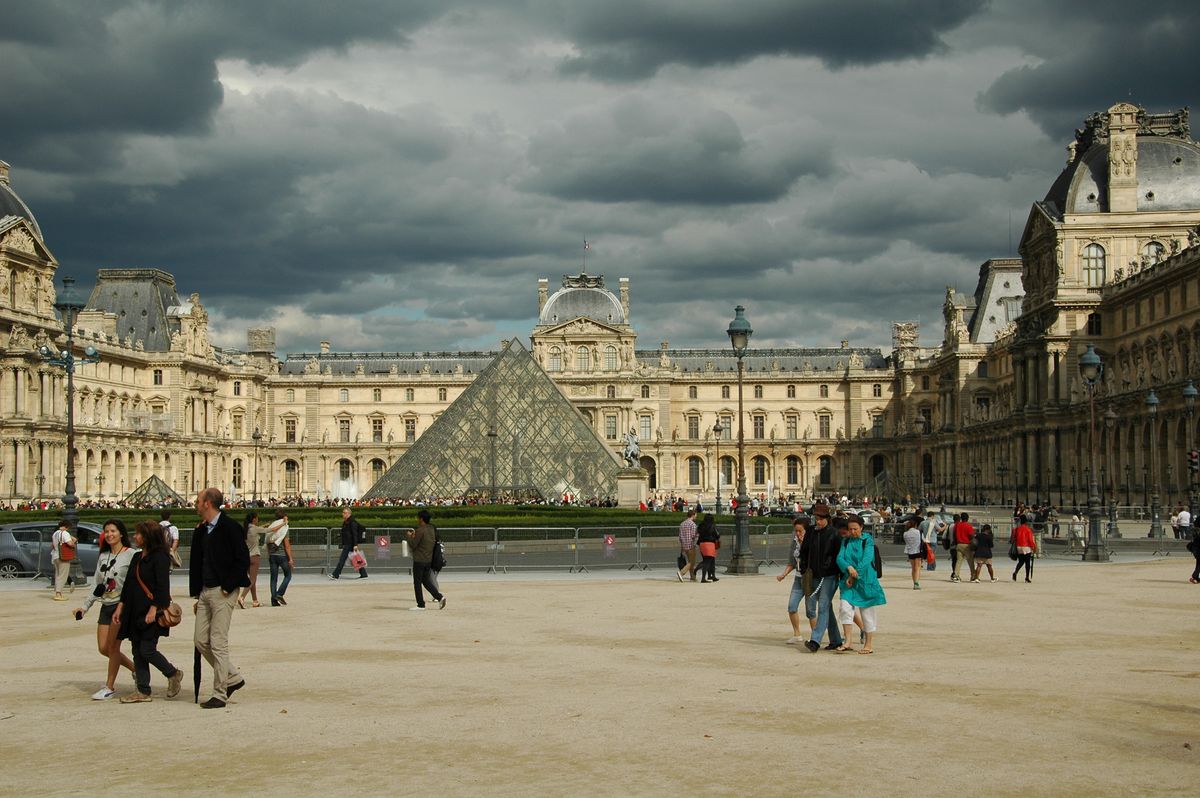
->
[319,341,330,355]
[619,277,630,320]
[0,160,10,185]
[1107,102,1140,213]
[538,278,549,314]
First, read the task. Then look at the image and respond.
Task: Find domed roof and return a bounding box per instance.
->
[1053,137,1200,214]
[0,160,44,241]
[538,273,626,326]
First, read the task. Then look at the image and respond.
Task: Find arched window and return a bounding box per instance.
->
[754,385,763,399]
[1142,240,1165,263]
[819,384,829,398]
[371,458,385,483]
[753,455,768,484]
[1082,243,1106,287]
[818,456,833,485]
[548,347,562,372]
[604,345,618,371]
[688,385,697,399]
[232,458,242,489]
[640,384,650,399]
[405,388,414,402]
[337,459,352,480]
[687,456,703,486]
[576,346,591,371]
[873,383,882,397]
[284,460,299,492]
[720,456,734,486]
[606,385,616,399]
[438,388,447,402]
[233,381,241,396]
[373,388,382,402]
[339,388,349,402]
[786,455,800,485]
[786,384,795,398]
[286,388,294,402]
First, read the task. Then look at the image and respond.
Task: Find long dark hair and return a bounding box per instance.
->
[697,514,716,534]
[244,511,259,532]
[135,520,166,555]
[99,519,130,553]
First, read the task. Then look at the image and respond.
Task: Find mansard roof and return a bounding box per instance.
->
[85,269,182,351]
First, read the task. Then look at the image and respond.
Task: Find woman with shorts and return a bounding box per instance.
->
[73,519,137,700]
[971,524,996,582]
[903,518,923,589]
[836,514,887,654]
[776,516,815,643]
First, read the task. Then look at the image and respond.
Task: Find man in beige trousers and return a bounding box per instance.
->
[190,488,250,709]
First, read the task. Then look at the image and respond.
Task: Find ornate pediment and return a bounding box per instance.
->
[539,317,624,338]
[0,217,55,262]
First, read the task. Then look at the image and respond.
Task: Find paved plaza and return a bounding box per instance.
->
[3,555,1197,797]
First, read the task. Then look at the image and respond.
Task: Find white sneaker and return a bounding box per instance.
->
[92,687,116,701]
[408,606,426,611]
[785,636,803,645]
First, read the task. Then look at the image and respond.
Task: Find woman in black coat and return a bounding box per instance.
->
[114,520,183,703]
[696,514,720,583]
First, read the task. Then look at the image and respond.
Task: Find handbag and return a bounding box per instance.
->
[1008,539,1018,561]
[677,552,687,571]
[169,549,183,568]
[134,556,182,628]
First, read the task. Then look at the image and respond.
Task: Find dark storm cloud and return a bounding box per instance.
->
[524,95,833,204]
[0,0,443,169]
[555,0,987,80]
[975,1,1200,138]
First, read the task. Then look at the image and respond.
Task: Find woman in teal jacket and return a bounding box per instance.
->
[836,514,887,654]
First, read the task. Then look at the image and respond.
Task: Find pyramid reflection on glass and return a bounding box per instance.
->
[363,338,621,502]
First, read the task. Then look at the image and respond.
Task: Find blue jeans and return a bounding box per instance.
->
[269,554,292,600]
[808,574,844,647]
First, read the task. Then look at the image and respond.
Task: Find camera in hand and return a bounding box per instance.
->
[93,583,106,598]
[74,610,83,621]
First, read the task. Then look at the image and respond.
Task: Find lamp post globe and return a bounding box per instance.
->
[1077,344,1109,561]
[725,305,757,574]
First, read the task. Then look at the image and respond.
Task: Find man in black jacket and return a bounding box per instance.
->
[330,507,368,579]
[798,503,845,652]
[190,487,250,708]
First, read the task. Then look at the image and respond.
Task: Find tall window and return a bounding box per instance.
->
[284,460,298,492]
[338,460,352,480]
[688,385,698,399]
[639,415,652,440]
[921,376,930,390]
[153,369,163,386]
[371,418,383,442]
[284,418,296,444]
[753,456,767,485]
[373,388,382,402]
[720,456,734,486]
[719,416,732,439]
[818,456,832,485]
[548,347,562,372]
[1082,242,1106,287]
[438,388,447,402]
[339,388,349,402]
[338,418,351,443]
[405,418,416,442]
[688,456,702,486]
[721,385,730,399]
[232,458,242,489]
[786,455,800,485]
[371,459,385,482]
[978,362,989,378]
[286,388,295,402]
[233,381,241,396]
[604,345,618,371]
[232,415,243,440]
[753,414,765,439]
[786,415,797,439]
[819,384,829,398]
[872,383,882,397]
[405,388,414,402]
[753,385,763,399]
[641,384,650,398]
[872,414,884,437]
[819,414,831,438]
[1087,313,1102,335]
[1142,240,1165,263]
[605,414,618,440]
[787,384,796,398]
[606,385,616,399]
[576,346,591,372]
[687,415,699,439]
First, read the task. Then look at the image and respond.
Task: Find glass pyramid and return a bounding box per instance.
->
[124,474,187,507]
[363,338,622,502]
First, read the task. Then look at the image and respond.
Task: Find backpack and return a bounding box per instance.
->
[430,528,446,572]
[59,532,76,562]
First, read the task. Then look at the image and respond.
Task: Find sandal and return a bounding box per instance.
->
[834,645,853,653]
[859,648,874,655]
[251,601,262,608]
[237,597,246,610]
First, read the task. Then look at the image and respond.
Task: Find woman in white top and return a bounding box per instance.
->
[902,518,924,589]
[265,510,293,606]
[72,519,138,700]
[239,511,267,608]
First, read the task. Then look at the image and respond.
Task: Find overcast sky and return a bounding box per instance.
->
[4,1,1197,356]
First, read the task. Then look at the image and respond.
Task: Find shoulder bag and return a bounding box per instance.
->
[134,557,182,628]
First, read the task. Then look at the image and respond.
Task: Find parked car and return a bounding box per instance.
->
[0,522,104,579]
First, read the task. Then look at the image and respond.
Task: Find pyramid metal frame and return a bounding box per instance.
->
[123,474,187,506]
[363,338,622,502]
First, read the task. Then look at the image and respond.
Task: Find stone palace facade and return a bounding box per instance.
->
[2,102,1199,506]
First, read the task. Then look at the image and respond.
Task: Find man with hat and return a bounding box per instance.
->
[799,502,845,652]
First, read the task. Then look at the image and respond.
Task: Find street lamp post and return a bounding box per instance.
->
[1184,380,1198,537]
[1146,390,1165,543]
[970,464,980,505]
[997,463,1008,506]
[252,426,263,505]
[1124,463,1132,507]
[1077,344,1109,561]
[35,473,45,500]
[725,305,757,575]
[1105,405,1121,538]
[39,277,101,534]
[713,420,725,514]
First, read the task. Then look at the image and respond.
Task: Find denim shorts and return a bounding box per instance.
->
[98,603,117,625]
[788,577,817,619]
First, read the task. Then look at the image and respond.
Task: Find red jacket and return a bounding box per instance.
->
[1012,524,1037,550]
[954,521,975,545]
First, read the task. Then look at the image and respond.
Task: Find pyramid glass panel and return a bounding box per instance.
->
[364,339,622,502]
[123,474,187,507]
